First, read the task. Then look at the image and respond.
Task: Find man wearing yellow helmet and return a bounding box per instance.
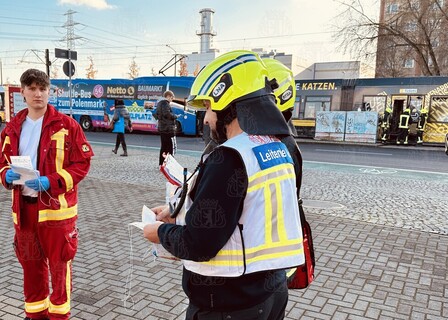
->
[264,58,315,289]
[144,50,304,319]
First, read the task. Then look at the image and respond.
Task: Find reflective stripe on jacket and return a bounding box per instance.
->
[183,133,305,277]
[0,105,94,226]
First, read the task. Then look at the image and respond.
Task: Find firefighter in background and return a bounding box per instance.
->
[396,105,411,144]
[263,58,315,289]
[416,107,428,144]
[380,106,393,143]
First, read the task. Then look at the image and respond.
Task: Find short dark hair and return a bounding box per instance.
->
[115,99,125,105]
[20,69,49,88]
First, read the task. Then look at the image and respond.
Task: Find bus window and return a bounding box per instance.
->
[363,95,387,113]
[292,96,301,119]
[408,95,423,110]
[429,96,448,123]
[304,96,332,119]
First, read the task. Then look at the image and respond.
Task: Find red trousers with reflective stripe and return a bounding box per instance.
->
[14,199,77,320]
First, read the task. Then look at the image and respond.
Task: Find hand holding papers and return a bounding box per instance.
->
[130,205,178,260]
[160,154,189,186]
[10,156,40,185]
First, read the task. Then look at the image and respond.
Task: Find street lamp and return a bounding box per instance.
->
[166,44,177,76]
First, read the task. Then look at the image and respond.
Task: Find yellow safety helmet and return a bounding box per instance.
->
[263,58,296,112]
[187,50,270,111]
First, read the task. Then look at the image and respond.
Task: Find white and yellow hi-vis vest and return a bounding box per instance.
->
[182,132,305,277]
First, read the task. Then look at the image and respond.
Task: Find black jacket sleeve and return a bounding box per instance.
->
[157,147,248,261]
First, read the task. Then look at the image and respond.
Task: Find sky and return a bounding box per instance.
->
[0,0,380,83]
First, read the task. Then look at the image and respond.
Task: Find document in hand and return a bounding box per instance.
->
[129,205,178,261]
[160,154,189,186]
[10,156,40,185]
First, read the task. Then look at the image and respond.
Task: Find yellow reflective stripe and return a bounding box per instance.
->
[39,205,78,222]
[25,297,49,313]
[250,165,292,244]
[12,212,17,225]
[49,261,71,315]
[1,136,10,153]
[51,129,73,192]
[265,182,273,243]
[248,163,295,192]
[58,192,68,209]
[59,169,73,193]
[275,181,287,242]
[203,239,303,266]
[49,300,70,314]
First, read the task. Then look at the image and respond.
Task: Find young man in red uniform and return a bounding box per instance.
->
[0,69,94,320]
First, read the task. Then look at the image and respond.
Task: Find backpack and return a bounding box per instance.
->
[287,199,315,289]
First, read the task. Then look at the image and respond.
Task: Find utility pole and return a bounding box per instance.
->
[45,49,51,77]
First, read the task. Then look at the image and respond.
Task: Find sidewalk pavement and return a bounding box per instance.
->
[0,144,447,320]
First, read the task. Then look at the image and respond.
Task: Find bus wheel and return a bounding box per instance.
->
[175,120,183,135]
[80,116,93,132]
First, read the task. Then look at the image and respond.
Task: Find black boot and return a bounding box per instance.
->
[112,148,117,154]
[120,146,128,157]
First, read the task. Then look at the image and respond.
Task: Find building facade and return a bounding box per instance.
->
[376,0,448,77]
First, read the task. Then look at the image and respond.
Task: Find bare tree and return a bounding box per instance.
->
[151,67,157,76]
[334,0,448,77]
[85,56,98,79]
[193,64,201,77]
[51,66,59,79]
[128,57,140,79]
[178,58,188,76]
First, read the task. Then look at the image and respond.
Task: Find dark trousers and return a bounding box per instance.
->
[159,133,176,165]
[185,282,288,320]
[114,133,127,152]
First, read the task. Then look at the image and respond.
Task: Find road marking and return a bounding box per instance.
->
[358,168,397,175]
[305,160,448,176]
[315,148,393,156]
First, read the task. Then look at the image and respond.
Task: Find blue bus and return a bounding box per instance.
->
[49,76,198,135]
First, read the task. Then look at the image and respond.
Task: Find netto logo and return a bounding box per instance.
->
[212,82,226,97]
[281,89,292,101]
[107,86,134,95]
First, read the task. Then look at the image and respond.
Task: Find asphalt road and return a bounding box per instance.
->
[85,131,448,173]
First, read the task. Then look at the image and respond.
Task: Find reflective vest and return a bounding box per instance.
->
[399,108,410,129]
[381,107,392,128]
[183,133,305,277]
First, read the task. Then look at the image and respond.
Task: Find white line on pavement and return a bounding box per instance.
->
[315,148,393,156]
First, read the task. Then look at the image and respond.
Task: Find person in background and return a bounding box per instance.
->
[416,107,428,144]
[396,105,411,144]
[111,99,132,157]
[380,106,393,143]
[144,50,304,320]
[263,57,315,289]
[0,68,93,320]
[154,90,178,166]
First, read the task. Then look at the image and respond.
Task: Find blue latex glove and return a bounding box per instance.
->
[5,169,21,184]
[25,176,50,192]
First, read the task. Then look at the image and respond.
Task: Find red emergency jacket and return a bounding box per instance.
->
[0,105,94,226]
